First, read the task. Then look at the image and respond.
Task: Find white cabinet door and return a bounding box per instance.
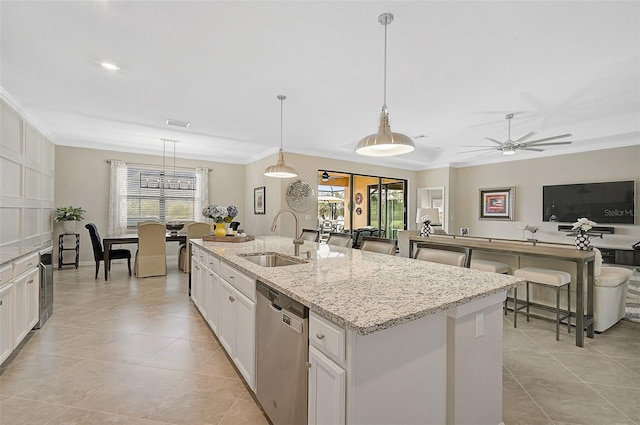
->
[191,257,201,307]
[198,262,209,322]
[206,270,220,335]
[0,284,14,365]
[218,279,237,356]
[233,288,256,390]
[26,268,39,329]
[308,345,346,425]
[13,275,28,346]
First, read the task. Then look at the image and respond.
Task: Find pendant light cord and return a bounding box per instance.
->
[383,19,388,110]
[280,97,284,150]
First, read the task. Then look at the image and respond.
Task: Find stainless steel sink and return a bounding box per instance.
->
[239,252,308,267]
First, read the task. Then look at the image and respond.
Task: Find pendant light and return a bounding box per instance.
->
[264,95,298,178]
[355,13,415,157]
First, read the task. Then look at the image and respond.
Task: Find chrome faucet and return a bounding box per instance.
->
[270,209,304,256]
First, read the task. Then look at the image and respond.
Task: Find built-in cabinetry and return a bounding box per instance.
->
[190,244,256,390]
[0,252,40,365]
[0,100,55,250]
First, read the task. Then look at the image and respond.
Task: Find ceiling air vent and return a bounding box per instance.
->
[165,119,191,128]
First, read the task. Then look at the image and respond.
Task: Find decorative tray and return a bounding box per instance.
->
[203,235,255,243]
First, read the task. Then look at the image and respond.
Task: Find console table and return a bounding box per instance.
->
[58,233,80,269]
[408,235,596,347]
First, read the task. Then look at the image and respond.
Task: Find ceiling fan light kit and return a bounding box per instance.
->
[355,12,415,157]
[264,95,298,178]
[459,113,573,157]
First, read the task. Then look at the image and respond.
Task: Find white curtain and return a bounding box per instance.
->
[108,160,128,235]
[194,167,209,222]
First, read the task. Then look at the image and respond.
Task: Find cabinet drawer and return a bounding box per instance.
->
[219,262,255,301]
[207,253,220,274]
[191,244,201,260]
[13,253,38,278]
[310,312,345,363]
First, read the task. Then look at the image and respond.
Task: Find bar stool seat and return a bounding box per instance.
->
[513,267,572,341]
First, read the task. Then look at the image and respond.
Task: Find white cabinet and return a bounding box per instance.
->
[13,265,39,346]
[217,265,256,391]
[308,345,346,425]
[27,268,39,329]
[0,283,14,365]
[190,255,202,307]
[205,267,220,334]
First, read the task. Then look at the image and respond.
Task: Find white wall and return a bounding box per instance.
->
[54,145,245,264]
[417,145,640,249]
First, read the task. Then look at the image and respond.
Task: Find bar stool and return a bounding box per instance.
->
[470,259,511,314]
[513,267,572,341]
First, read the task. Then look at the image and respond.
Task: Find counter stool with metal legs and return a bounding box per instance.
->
[513,267,572,341]
[470,259,511,313]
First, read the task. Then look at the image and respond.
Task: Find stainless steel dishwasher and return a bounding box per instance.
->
[256,281,309,425]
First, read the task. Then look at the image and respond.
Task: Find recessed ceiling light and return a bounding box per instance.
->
[165,119,191,128]
[100,61,120,71]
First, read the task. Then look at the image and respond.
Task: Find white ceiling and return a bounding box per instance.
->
[2,1,639,170]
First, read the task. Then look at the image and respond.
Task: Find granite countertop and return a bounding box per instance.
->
[192,236,524,335]
[0,242,53,268]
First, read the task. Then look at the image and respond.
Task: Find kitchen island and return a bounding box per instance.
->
[191,236,524,425]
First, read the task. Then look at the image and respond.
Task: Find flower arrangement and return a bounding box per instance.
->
[572,217,597,233]
[202,204,238,223]
[54,206,85,222]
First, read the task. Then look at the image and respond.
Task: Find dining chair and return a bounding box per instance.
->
[326,232,352,247]
[300,228,320,242]
[179,222,211,273]
[360,236,397,255]
[135,222,167,278]
[85,223,132,279]
[413,242,472,268]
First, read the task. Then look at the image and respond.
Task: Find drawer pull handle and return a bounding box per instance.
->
[315,333,325,340]
[0,300,3,306]
[229,275,234,280]
[27,279,34,284]
[229,296,235,302]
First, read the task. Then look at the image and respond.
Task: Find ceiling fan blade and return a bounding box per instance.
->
[514,131,537,143]
[485,137,505,145]
[523,141,572,147]
[457,148,498,154]
[459,145,499,148]
[525,133,572,145]
[520,148,545,152]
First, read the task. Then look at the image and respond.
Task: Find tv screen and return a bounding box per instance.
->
[542,181,635,224]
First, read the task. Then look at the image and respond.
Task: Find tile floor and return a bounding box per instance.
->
[1,262,639,425]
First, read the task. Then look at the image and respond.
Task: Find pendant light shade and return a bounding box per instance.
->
[264,95,298,178]
[355,13,414,157]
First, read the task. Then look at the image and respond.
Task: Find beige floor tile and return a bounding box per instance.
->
[0,352,83,396]
[89,333,177,365]
[76,365,187,417]
[14,359,133,405]
[132,419,177,425]
[552,351,640,388]
[502,373,550,421]
[502,326,542,350]
[46,407,139,425]
[219,391,269,425]
[613,356,640,375]
[138,316,204,338]
[502,415,554,425]
[517,376,635,425]
[590,384,640,423]
[596,319,640,339]
[503,347,581,382]
[141,338,222,372]
[146,374,244,425]
[588,335,640,359]
[0,397,70,425]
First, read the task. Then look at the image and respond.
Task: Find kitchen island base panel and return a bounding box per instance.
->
[447,293,505,425]
[346,311,447,425]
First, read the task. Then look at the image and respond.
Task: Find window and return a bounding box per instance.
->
[126,166,196,227]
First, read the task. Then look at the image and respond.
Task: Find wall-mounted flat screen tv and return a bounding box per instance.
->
[542,180,635,224]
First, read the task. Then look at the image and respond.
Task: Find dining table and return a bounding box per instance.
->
[102,233,186,280]
[408,235,597,347]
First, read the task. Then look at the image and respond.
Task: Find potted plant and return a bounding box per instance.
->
[55,206,86,234]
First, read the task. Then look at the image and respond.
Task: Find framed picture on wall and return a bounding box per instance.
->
[479,187,515,220]
[254,186,266,215]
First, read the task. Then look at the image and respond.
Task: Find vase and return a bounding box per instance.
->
[575,231,590,250]
[213,222,227,237]
[62,221,77,234]
[420,222,432,237]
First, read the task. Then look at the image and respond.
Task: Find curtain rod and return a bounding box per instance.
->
[105,159,211,172]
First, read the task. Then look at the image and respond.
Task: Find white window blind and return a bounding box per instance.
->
[126,166,196,227]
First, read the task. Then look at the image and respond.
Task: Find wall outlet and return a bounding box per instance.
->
[475,312,484,338]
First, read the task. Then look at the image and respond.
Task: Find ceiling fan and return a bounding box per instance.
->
[320,171,344,182]
[459,113,572,156]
